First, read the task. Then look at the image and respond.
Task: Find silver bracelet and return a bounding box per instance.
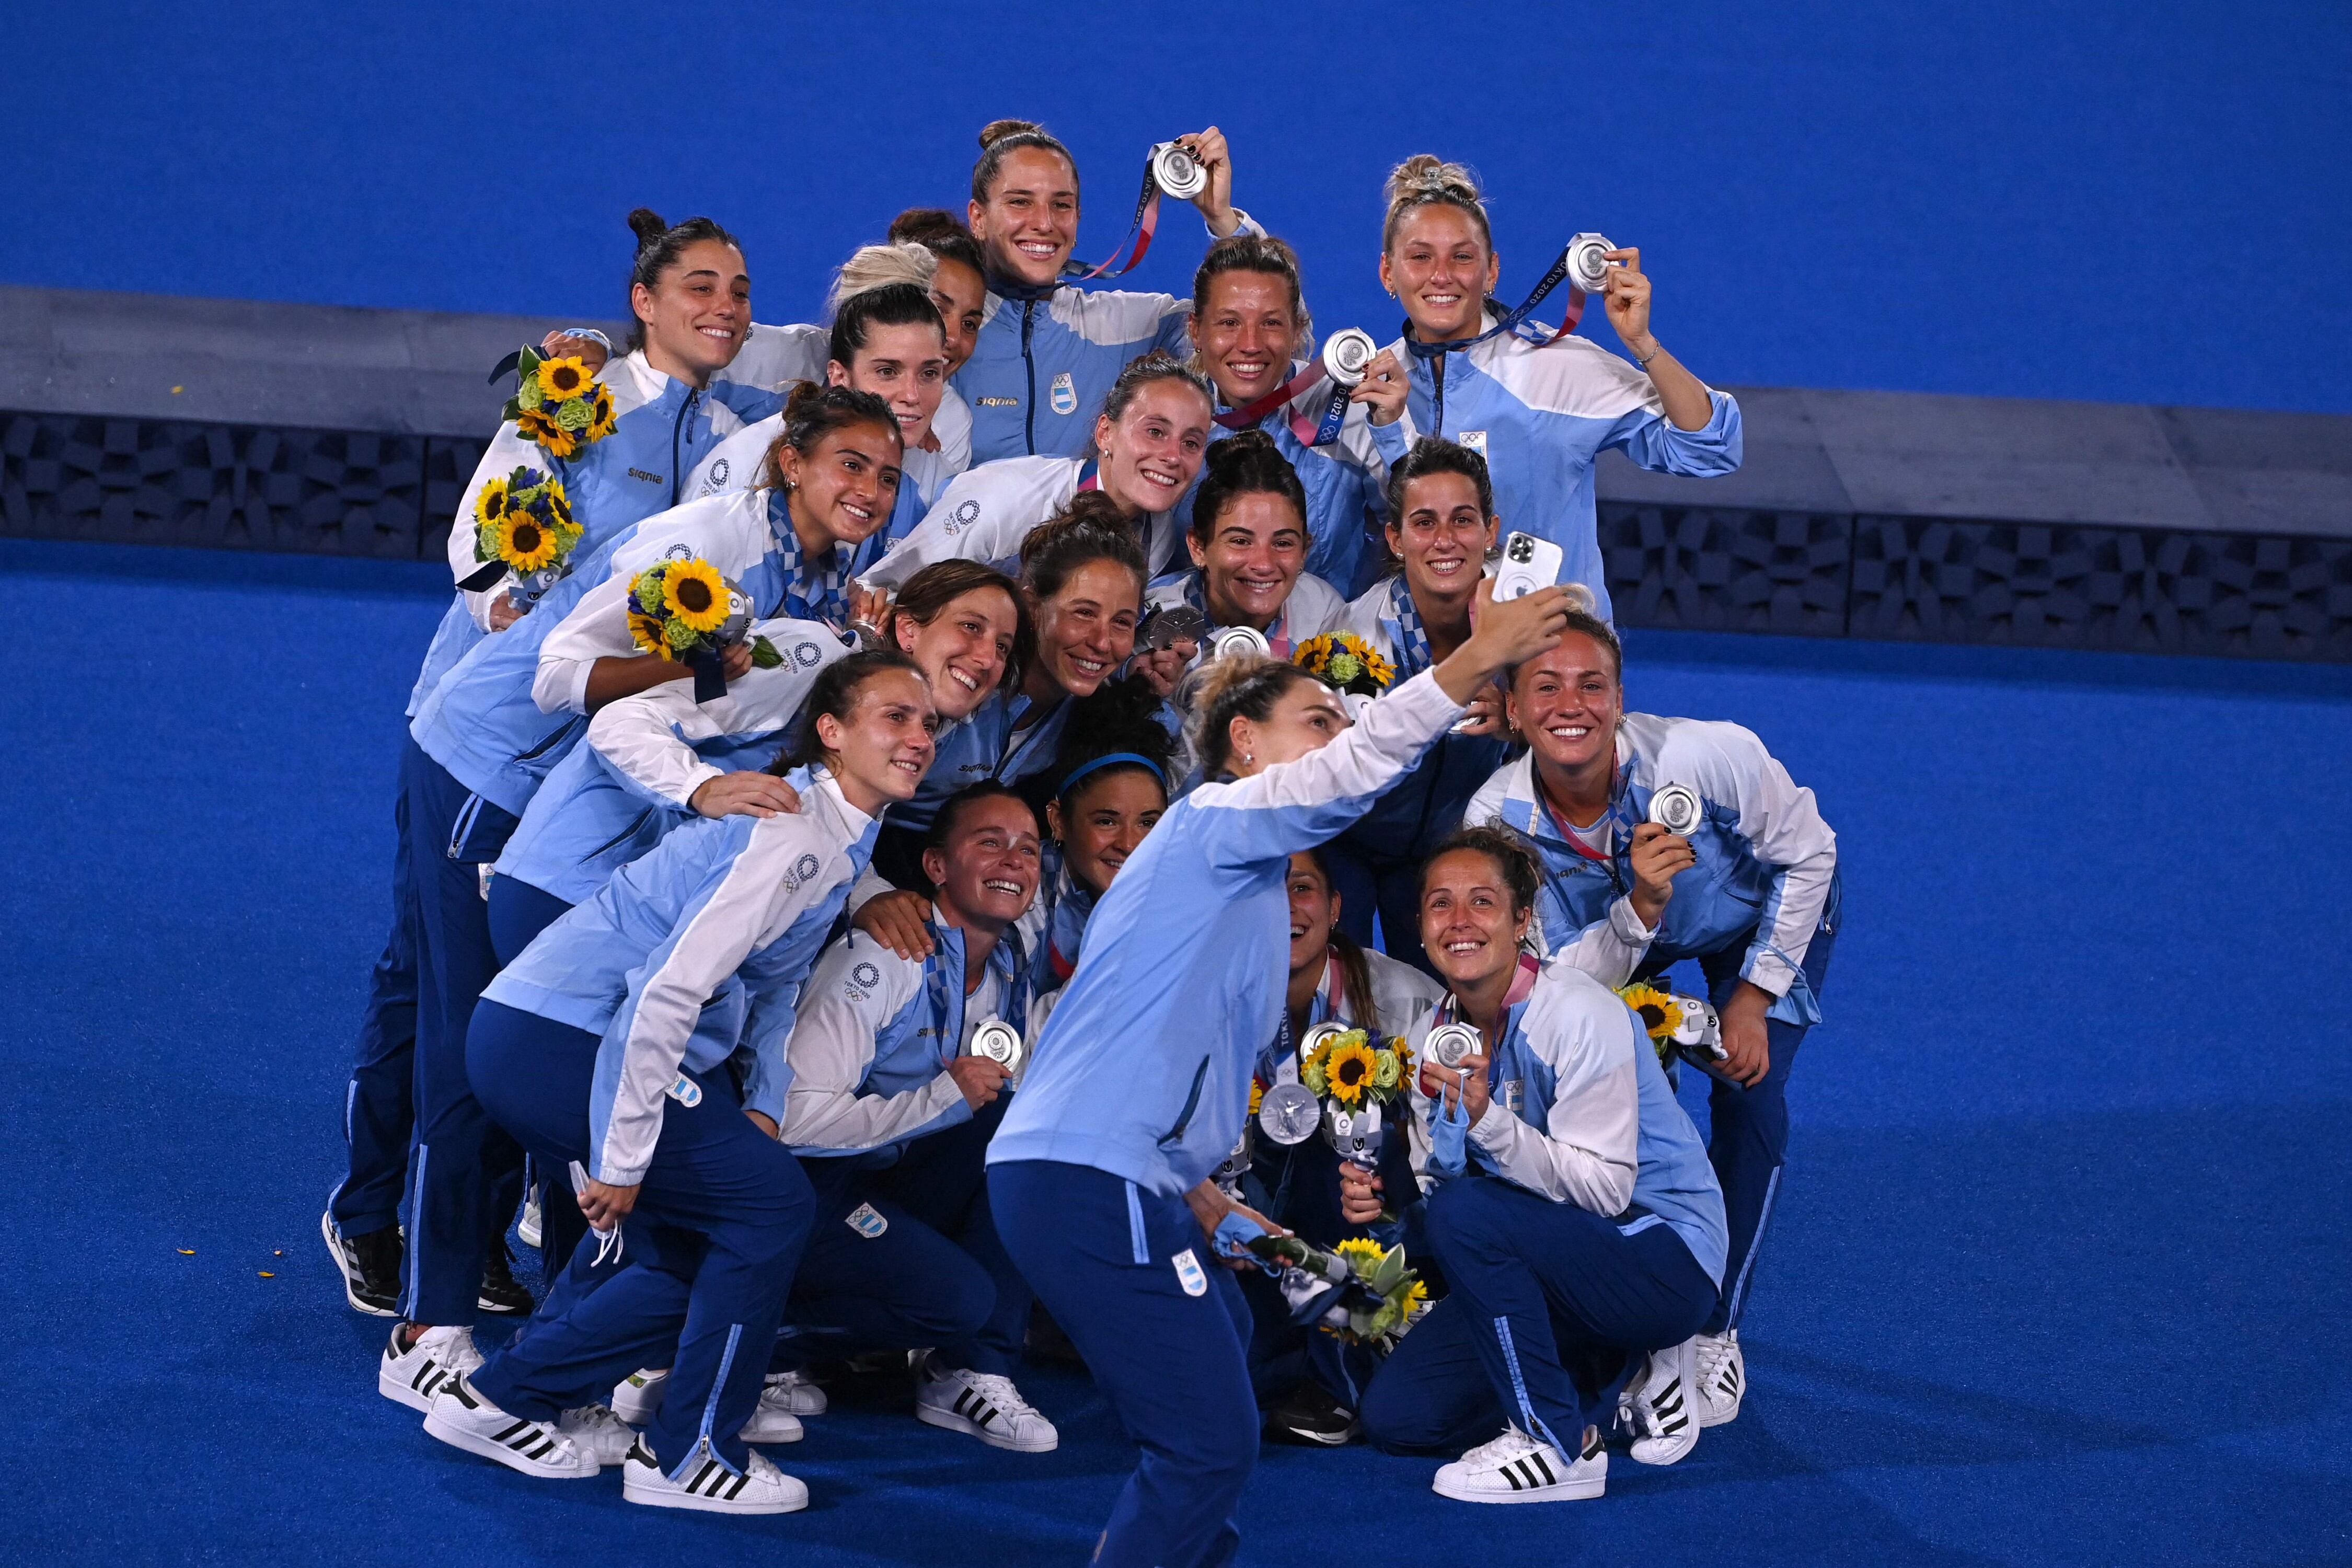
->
[1636,345,1663,370]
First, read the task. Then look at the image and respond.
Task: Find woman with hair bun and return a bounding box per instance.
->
[1143,429,1345,671]
[985,575,1577,1567]
[958,118,1262,462]
[328,208,762,1343]
[1375,154,1744,621]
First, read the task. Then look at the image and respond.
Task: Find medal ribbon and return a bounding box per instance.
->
[1212,363,1351,449]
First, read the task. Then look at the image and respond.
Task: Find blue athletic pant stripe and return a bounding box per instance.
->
[677,1323,746,1482]
[1492,1316,1569,1457]
[1125,1180,1149,1266]
[1723,1165,1780,1329]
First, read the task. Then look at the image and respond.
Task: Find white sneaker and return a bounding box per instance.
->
[1433,1425,1605,1504]
[612,1367,670,1426]
[518,1190,544,1250]
[913,1355,1058,1452]
[1622,1340,1700,1465]
[621,1437,808,1515]
[557,1403,637,1465]
[762,1368,827,1416]
[1693,1329,1745,1427]
[378,1324,482,1413]
[421,1375,599,1478]
[740,1392,804,1446]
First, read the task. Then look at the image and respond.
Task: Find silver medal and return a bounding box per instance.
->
[1297,1022,1347,1066]
[970,1018,1023,1073]
[1209,624,1270,661]
[1566,233,1617,293]
[1256,1082,1321,1146]
[1425,1022,1481,1070]
[1150,141,1207,200]
[1320,328,1378,389]
[1647,782,1703,836]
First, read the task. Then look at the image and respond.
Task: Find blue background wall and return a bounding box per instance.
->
[4,2,2347,414]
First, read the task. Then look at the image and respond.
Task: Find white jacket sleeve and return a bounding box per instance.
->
[449,425,546,630]
[1659,722,1837,998]
[1466,974,1639,1214]
[583,619,848,807]
[588,816,839,1185]
[780,936,970,1154]
[858,460,1059,590]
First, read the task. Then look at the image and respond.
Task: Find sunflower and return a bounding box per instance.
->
[1322,1037,1379,1105]
[472,475,511,531]
[583,384,619,442]
[1403,1278,1431,1316]
[1618,983,1679,1043]
[661,559,730,633]
[1248,1078,1264,1117]
[500,513,559,573]
[1293,632,1394,697]
[627,612,672,659]
[516,402,577,457]
[1334,1237,1385,1277]
[541,478,575,532]
[538,356,593,402]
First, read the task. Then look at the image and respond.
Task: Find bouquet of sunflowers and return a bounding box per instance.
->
[1245,1232,1428,1346]
[1618,981,1738,1086]
[458,466,583,597]
[626,556,785,700]
[1293,631,1394,698]
[501,345,618,459]
[1299,1027,1413,1110]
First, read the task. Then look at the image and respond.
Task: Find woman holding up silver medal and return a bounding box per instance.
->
[1322,437,1523,974]
[1244,847,1444,1448]
[1188,233,1412,595]
[1355,827,1727,1505]
[1375,155,1744,622]
[1462,612,1839,1434]
[956,118,1260,462]
[771,781,1058,1454]
[985,574,1576,1568]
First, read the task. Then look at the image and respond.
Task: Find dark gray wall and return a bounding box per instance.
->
[5,285,2347,660]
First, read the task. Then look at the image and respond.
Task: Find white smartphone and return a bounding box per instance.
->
[1492,530,1566,600]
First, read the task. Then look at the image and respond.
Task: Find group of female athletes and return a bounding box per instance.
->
[319,118,1839,1562]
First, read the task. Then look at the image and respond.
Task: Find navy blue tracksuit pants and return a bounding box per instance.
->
[1360,1176,1717,1456]
[993,1160,1257,1568]
[1678,887,1839,1334]
[465,1000,816,1476]
[788,1097,1033,1377]
[485,872,590,1277]
[330,736,520,1257]
[400,743,518,1325]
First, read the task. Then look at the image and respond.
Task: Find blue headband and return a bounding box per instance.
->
[1058,751,1167,799]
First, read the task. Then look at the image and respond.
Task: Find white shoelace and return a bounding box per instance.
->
[963,1373,1040,1419]
[1461,1426,1541,1468]
[1695,1332,1738,1380]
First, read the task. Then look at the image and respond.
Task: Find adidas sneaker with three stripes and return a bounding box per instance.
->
[621,1438,808,1515]
[613,1367,823,1440]
[1432,1424,1606,1504]
[378,1324,482,1413]
[1623,1336,1701,1465]
[1693,1329,1744,1426]
[421,1374,599,1479]
[913,1354,1058,1452]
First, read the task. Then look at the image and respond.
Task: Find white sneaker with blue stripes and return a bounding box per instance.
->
[1433,1424,1606,1503]
[621,1438,808,1515]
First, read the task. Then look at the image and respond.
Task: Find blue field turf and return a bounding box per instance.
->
[2,537,2346,1565]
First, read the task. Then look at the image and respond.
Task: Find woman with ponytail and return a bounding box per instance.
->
[1374,154,1743,621]
[958,118,1261,462]
[985,575,1577,1566]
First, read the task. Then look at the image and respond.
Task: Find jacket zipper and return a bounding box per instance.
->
[670,388,698,506]
[1157,1055,1212,1148]
[1020,301,1037,456]
[585,806,656,861]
